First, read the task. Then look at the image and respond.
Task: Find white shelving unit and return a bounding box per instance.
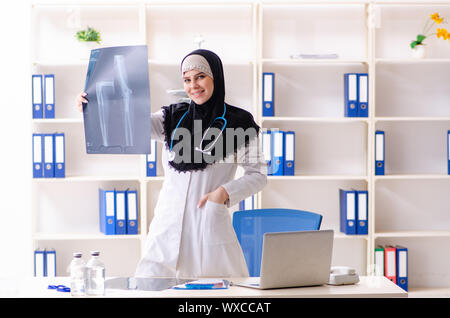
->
[30,0,450,296]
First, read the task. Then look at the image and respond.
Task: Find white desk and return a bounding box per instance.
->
[4,276,407,298]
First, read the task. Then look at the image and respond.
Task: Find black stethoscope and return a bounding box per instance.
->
[168,103,227,161]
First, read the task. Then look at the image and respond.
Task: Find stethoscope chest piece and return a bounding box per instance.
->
[168,150,176,162]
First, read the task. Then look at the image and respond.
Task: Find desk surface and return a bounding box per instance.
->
[4,276,407,298]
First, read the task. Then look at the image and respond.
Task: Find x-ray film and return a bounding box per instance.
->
[83,45,151,154]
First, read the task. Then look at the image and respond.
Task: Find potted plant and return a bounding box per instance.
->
[410,13,448,58]
[76,26,102,46]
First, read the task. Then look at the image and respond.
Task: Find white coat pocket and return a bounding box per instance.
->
[203,200,236,245]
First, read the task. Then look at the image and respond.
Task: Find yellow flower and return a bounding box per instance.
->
[431,12,444,24]
[437,28,449,40]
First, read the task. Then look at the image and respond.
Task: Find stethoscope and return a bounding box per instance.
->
[168,103,227,161]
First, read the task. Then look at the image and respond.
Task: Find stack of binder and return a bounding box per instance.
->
[99,188,139,235]
[239,194,256,211]
[374,245,408,291]
[32,74,55,119]
[339,189,368,235]
[32,133,65,178]
[262,129,295,176]
[146,139,157,177]
[344,73,368,117]
[34,248,56,277]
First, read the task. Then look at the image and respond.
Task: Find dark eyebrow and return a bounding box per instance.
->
[183,72,206,80]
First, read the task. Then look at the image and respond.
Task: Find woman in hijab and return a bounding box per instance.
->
[77,49,267,278]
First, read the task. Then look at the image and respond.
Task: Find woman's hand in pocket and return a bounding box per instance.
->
[197,186,229,208]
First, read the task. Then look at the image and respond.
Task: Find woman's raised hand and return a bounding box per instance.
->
[76,91,88,113]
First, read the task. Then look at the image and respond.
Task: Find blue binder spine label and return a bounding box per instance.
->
[284,131,295,176]
[43,134,54,178]
[147,139,157,177]
[272,130,284,176]
[447,130,449,175]
[262,130,272,175]
[126,190,138,235]
[396,246,408,291]
[32,133,43,178]
[115,190,126,235]
[356,190,368,235]
[262,72,274,117]
[375,131,385,175]
[340,189,356,235]
[54,133,65,178]
[344,73,358,117]
[32,74,43,119]
[44,74,55,118]
[357,73,368,117]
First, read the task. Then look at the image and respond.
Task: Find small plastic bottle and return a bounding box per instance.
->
[86,251,105,296]
[69,252,86,296]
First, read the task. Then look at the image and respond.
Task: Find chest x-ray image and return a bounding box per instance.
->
[83,45,151,154]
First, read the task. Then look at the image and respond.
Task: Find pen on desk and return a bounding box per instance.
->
[185,284,215,289]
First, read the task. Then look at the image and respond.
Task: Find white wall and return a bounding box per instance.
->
[0,0,32,279]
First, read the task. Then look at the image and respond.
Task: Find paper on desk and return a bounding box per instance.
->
[172,279,229,290]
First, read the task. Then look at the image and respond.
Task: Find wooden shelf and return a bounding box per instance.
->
[33,232,142,241]
[268,175,368,181]
[374,231,450,238]
[262,117,369,123]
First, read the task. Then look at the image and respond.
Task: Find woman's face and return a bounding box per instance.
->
[183,70,214,105]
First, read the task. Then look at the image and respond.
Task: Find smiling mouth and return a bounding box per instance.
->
[191,91,204,98]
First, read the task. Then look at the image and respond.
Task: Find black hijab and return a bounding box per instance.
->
[162,49,260,172]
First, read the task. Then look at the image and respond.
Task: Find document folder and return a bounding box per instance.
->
[384,245,397,284]
[375,130,385,175]
[115,190,126,235]
[126,189,138,235]
[374,246,385,276]
[54,133,65,178]
[339,189,356,235]
[357,73,368,117]
[396,245,408,291]
[32,133,44,178]
[44,74,55,118]
[344,73,358,117]
[447,130,450,175]
[32,74,43,119]
[99,188,116,235]
[262,72,274,117]
[262,130,272,175]
[34,249,45,277]
[356,190,368,235]
[45,249,56,278]
[43,133,54,178]
[146,139,157,177]
[272,130,284,176]
[284,131,295,176]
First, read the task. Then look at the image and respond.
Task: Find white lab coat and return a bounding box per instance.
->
[134,110,267,278]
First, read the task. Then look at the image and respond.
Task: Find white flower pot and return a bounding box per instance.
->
[411,45,426,59]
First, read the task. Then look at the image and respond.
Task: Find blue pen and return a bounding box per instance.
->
[185,284,215,289]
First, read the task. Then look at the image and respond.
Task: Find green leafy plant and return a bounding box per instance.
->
[75,26,102,44]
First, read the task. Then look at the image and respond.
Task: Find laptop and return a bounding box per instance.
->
[236,230,334,289]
